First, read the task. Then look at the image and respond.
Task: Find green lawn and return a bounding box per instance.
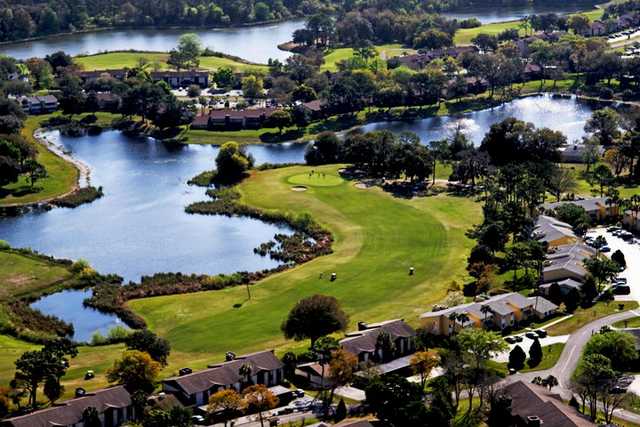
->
[287,172,344,187]
[454,8,604,45]
[129,164,481,366]
[321,44,417,72]
[75,51,268,73]
[521,343,565,372]
[547,301,639,336]
[614,316,640,328]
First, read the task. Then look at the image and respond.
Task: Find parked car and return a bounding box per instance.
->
[535,329,547,338]
[277,406,294,415]
[601,246,611,253]
[617,277,628,283]
[293,389,305,398]
[505,336,516,344]
[525,332,538,339]
[513,335,524,343]
[191,415,205,425]
[613,285,631,295]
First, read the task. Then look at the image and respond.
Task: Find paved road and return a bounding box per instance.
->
[503,309,640,424]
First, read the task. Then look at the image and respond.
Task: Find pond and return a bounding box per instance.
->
[0,19,304,63]
[361,94,596,146]
[0,131,308,283]
[31,289,126,342]
[443,0,601,24]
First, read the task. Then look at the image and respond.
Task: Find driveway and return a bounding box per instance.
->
[586,228,640,303]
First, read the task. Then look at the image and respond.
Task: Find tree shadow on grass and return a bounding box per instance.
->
[0,185,43,199]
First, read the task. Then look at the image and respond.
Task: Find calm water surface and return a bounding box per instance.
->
[443,1,600,24]
[5,95,595,338]
[0,131,307,283]
[0,20,304,62]
[31,289,126,342]
[362,95,596,145]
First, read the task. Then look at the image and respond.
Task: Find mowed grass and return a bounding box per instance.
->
[521,343,565,372]
[0,112,121,207]
[75,51,268,73]
[287,172,344,187]
[130,164,481,364]
[547,301,639,336]
[454,8,604,45]
[321,44,417,72]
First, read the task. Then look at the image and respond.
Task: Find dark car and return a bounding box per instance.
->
[525,332,538,340]
[505,336,516,344]
[613,285,631,295]
[513,335,524,343]
[535,329,547,338]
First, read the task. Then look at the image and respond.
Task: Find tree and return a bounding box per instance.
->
[266,110,291,134]
[456,328,508,409]
[243,385,278,427]
[305,131,340,165]
[43,375,63,403]
[543,374,559,390]
[568,14,591,35]
[575,354,625,423]
[215,141,253,182]
[584,330,638,370]
[241,75,263,99]
[528,338,542,367]
[471,33,499,51]
[612,249,626,269]
[508,345,526,371]
[13,339,78,408]
[335,398,347,421]
[584,255,619,292]
[281,294,348,347]
[208,389,245,426]
[125,329,171,366]
[168,33,202,70]
[549,168,577,202]
[410,350,439,389]
[106,350,161,394]
[82,407,102,427]
[365,375,429,426]
[589,164,614,197]
[553,204,590,234]
[488,392,512,427]
[426,376,455,425]
[585,108,621,146]
[325,349,357,415]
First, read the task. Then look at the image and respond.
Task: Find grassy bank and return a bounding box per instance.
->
[0,112,121,207]
[547,301,639,336]
[454,8,604,45]
[129,164,481,362]
[75,51,268,73]
[321,44,417,72]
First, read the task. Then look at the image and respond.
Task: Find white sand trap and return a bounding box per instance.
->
[291,185,308,192]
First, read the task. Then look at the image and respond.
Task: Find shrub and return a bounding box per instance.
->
[612,249,626,269]
[0,240,9,250]
[508,345,526,371]
[187,85,201,98]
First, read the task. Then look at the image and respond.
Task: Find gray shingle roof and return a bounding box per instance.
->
[340,319,415,355]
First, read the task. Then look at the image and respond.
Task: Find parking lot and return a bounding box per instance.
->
[586,227,640,303]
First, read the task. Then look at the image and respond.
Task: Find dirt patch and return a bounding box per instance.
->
[355,181,375,189]
[291,185,308,192]
[5,275,35,286]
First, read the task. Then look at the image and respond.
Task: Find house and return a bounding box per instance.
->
[339,319,416,364]
[501,381,594,427]
[300,99,325,119]
[296,361,333,388]
[534,215,578,247]
[523,63,543,80]
[95,92,122,111]
[558,143,604,163]
[543,197,618,222]
[623,209,640,232]
[150,70,210,88]
[191,108,278,130]
[1,386,134,427]
[18,95,59,114]
[76,69,128,84]
[394,46,477,70]
[540,242,595,285]
[539,278,583,296]
[420,293,557,336]
[162,350,284,406]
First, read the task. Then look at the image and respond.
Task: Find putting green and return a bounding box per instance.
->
[287,172,344,187]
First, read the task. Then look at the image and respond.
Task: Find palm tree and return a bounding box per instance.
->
[480,305,492,325]
[239,363,253,388]
[457,312,470,329]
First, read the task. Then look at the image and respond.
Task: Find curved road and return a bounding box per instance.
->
[505,309,640,424]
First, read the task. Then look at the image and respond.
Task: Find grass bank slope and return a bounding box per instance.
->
[130,164,480,361]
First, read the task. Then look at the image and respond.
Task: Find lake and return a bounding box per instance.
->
[362,94,596,146]
[443,1,601,24]
[0,131,308,283]
[0,19,305,63]
[2,94,596,340]
[0,1,601,62]
[31,289,126,342]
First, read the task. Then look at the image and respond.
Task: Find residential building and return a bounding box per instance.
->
[623,209,640,232]
[339,319,416,363]
[76,69,128,83]
[534,215,578,247]
[18,95,59,114]
[501,381,594,427]
[191,107,278,130]
[558,143,604,163]
[393,46,477,70]
[420,293,557,336]
[150,70,210,88]
[543,197,618,222]
[539,278,584,296]
[162,350,283,406]
[540,242,595,284]
[295,361,332,388]
[1,386,135,427]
